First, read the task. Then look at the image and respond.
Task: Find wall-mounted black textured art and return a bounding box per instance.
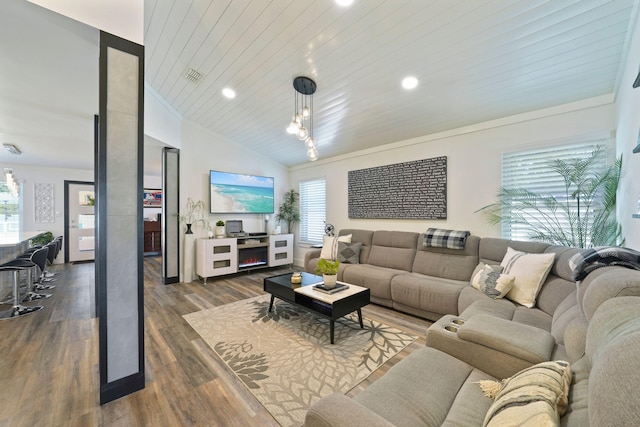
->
[348,156,447,219]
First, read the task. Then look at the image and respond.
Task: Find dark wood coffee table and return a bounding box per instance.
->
[263,272,370,344]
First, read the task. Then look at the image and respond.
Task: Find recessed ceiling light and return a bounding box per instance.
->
[402,76,418,90]
[222,88,236,99]
[335,0,354,7]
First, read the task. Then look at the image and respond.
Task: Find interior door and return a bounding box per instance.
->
[65,181,95,262]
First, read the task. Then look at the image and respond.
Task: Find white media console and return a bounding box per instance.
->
[195,233,293,284]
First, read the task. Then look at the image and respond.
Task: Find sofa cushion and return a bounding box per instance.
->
[551,290,579,345]
[511,307,552,332]
[481,360,572,426]
[479,237,550,265]
[366,230,418,272]
[412,235,480,281]
[535,275,576,317]
[545,246,582,282]
[423,227,470,250]
[337,241,362,264]
[459,292,552,332]
[458,314,555,365]
[391,273,466,317]
[458,287,517,319]
[584,297,640,426]
[342,264,405,306]
[501,247,555,308]
[470,263,514,299]
[354,346,492,426]
[578,266,640,321]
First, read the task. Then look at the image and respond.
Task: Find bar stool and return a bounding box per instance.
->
[33,241,59,283]
[0,265,44,320]
[2,258,51,301]
[18,246,54,291]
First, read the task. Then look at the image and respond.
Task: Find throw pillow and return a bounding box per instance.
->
[319,234,352,260]
[424,228,471,250]
[470,262,514,299]
[500,247,555,308]
[337,241,362,264]
[479,360,572,427]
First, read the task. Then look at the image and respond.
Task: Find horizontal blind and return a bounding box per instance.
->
[299,178,326,245]
[501,140,611,241]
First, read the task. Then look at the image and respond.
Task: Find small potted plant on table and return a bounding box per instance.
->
[215,220,225,238]
[315,258,340,289]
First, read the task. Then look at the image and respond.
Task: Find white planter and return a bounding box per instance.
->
[215,226,226,238]
[323,274,337,288]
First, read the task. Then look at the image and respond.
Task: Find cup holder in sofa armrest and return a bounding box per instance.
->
[457,314,555,364]
[444,325,459,333]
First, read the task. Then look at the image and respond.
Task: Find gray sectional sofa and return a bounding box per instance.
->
[303,228,640,426]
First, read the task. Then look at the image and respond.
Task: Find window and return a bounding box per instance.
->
[299,178,326,245]
[0,181,21,237]
[501,139,612,243]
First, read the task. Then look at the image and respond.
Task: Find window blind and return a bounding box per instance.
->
[299,178,326,245]
[501,140,611,241]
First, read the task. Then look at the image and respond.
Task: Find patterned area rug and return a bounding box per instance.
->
[183,294,417,427]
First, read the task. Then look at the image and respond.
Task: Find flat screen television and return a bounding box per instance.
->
[210,170,274,214]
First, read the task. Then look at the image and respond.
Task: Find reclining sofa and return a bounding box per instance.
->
[303,228,640,426]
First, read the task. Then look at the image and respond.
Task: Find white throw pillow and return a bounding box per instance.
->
[319,234,352,260]
[500,247,555,308]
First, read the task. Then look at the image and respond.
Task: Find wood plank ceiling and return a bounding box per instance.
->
[144,0,638,166]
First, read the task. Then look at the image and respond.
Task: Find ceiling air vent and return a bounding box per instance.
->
[185,68,204,84]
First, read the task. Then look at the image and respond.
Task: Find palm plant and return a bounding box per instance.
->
[477,148,623,248]
[276,189,300,234]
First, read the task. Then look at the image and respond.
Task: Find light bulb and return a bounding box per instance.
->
[302,106,310,119]
[305,137,316,149]
[286,120,298,134]
[307,147,318,161]
[297,126,308,141]
[294,113,302,124]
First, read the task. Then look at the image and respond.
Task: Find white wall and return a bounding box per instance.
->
[5,164,94,263]
[615,12,640,251]
[290,99,616,266]
[27,0,143,45]
[144,84,182,149]
[179,119,289,278]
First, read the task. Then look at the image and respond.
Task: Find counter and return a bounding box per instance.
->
[0,231,46,264]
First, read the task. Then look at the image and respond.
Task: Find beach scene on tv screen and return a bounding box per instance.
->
[210,171,274,213]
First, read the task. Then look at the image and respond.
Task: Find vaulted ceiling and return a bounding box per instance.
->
[0,0,638,172]
[144,0,639,166]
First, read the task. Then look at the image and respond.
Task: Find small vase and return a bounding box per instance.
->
[185,223,193,235]
[323,274,337,289]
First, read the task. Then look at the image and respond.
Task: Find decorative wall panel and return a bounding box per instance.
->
[34,183,55,223]
[348,157,447,219]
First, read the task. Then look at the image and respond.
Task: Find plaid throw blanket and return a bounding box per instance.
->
[569,246,640,281]
[424,228,470,250]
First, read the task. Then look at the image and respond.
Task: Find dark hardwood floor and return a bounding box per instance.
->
[0,257,431,426]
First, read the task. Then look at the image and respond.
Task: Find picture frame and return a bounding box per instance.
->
[143,189,162,207]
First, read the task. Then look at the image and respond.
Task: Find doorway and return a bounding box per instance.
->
[64,180,95,263]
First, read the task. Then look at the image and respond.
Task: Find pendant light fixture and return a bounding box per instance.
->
[286,76,319,161]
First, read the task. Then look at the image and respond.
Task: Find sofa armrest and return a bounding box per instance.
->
[458,314,555,364]
[304,248,322,272]
[305,393,395,427]
[426,314,556,378]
